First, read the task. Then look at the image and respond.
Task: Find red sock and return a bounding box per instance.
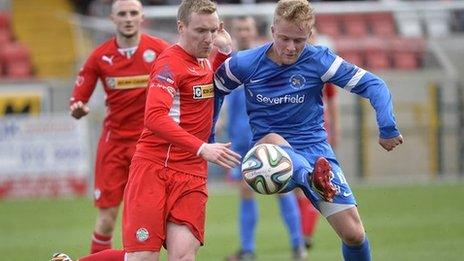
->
[90,232,112,254]
[297,195,320,237]
[79,249,125,261]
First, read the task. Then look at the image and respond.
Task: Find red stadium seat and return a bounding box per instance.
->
[391,37,426,70]
[0,42,30,63]
[368,12,397,37]
[335,37,365,67]
[364,38,391,70]
[0,29,11,46]
[340,13,369,37]
[5,60,32,78]
[316,14,342,38]
[0,12,11,33]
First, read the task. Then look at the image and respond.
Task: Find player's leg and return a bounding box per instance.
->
[166,223,201,260]
[256,133,335,202]
[295,188,319,249]
[227,148,258,261]
[277,192,307,260]
[316,161,371,261]
[166,170,208,260]
[91,139,134,253]
[123,158,167,260]
[325,207,371,261]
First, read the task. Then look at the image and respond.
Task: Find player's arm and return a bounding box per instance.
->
[211,55,245,143]
[320,49,403,151]
[146,64,240,168]
[69,54,99,119]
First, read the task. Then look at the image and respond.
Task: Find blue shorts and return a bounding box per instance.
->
[280,142,357,206]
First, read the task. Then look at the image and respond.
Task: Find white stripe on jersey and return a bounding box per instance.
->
[321,56,343,82]
[344,67,367,92]
[224,58,242,84]
[214,74,232,93]
[169,92,181,123]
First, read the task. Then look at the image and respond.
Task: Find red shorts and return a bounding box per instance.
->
[94,137,136,208]
[122,157,208,252]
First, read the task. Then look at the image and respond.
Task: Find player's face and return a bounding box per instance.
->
[231,17,257,50]
[179,12,220,58]
[271,19,311,65]
[111,0,144,39]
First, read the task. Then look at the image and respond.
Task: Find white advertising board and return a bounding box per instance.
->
[0,114,91,198]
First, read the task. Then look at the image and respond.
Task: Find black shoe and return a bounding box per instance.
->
[304,236,314,250]
[226,250,256,261]
[292,245,308,260]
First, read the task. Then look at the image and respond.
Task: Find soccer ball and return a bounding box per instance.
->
[241,143,293,195]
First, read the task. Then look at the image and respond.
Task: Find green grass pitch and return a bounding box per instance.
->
[1,182,463,260]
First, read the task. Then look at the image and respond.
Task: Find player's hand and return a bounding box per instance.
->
[199,142,241,169]
[214,22,232,54]
[70,101,90,119]
[379,135,403,151]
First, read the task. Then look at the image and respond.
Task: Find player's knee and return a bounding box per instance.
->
[257,133,290,147]
[127,251,158,261]
[169,251,197,261]
[97,208,118,233]
[342,230,366,246]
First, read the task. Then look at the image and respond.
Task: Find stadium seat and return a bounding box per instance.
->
[0,29,11,46]
[364,38,391,70]
[0,42,30,63]
[5,60,32,78]
[340,13,369,37]
[391,37,426,70]
[368,12,397,37]
[315,14,342,38]
[335,37,365,67]
[0,12,10,31]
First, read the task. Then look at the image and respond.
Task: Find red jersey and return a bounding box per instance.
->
[70,34,169,141]
[133,44,228,177]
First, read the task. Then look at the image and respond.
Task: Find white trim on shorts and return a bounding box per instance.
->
[317,201,356,218]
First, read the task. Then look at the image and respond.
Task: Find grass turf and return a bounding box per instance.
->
[0,182,463,260]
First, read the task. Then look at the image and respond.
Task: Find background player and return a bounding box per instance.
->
[212,0,403,260]
[69,0,168,254]
[224,16,307,261]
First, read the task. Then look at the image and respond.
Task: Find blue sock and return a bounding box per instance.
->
[240,198,257,253]
[342,236,372,261]
[278,192,304,249]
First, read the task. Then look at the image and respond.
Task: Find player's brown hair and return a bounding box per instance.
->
[177,0,217,25]
[274,0,315,28]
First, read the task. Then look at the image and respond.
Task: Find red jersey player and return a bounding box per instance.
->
[69,0,169,254]
[52,1,240,261]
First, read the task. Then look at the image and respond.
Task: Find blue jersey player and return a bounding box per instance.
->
[224,15,307,261]
[213,1,404,261]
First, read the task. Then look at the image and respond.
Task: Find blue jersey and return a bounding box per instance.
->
[214,43,399,152]
[226,86,253,156]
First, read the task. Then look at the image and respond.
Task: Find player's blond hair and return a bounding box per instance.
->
[274,0,315,28]
[177,0,217,25]
[111,0,142,14]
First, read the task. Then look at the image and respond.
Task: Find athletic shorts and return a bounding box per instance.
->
[94,137,136,208]
[280,141,356,216]
[123,157,208,252]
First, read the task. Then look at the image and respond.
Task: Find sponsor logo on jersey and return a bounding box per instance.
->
[256,94,305,104]
[193,84,214,99]
[143,49,156,63]
[75,76,84,86]
[289,74,306,89]
[156,65,174,84]
[101,55,114,65]
[106,75,149,89]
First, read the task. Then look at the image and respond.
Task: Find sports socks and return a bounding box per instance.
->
[296,195,319,237]
[278,193,304,249]
[239,198,257,253]
[342,236,372,261]
[79,249,125,261]
[90,232,112,254]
